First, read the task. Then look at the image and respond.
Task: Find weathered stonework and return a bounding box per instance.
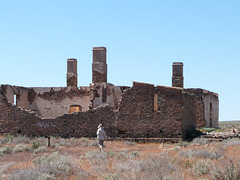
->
[67,58,78,87]
[117,83,184,138]
[0,47,219,140]
[172,62,184,88]
[92,47,107,83]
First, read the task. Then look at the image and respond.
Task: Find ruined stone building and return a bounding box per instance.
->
[0,47,219,140]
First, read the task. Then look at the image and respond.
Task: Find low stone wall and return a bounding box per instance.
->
[0,89,115,136]
[0,92,117,137]
[0,93,42,135]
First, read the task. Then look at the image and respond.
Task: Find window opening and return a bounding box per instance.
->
[13,94,20,106]
[69,105,82,113]
[14,95,17,105]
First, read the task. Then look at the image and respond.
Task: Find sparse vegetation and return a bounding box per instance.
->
[12,135,30,144]
[32,141,41,149]
[191,137,210,145]
[9,152,74,180]
[0,134,14,145]
[0,146,12,155]
[34,146,48,154]
[179,149,223,160]
[210,159,240,180]
[192,160,210,176]
[12,144,30,153]
[1,121,240,179]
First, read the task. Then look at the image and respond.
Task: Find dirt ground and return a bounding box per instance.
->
[1,121,240,180]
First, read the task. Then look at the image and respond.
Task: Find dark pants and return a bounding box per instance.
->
[99,140,104,152]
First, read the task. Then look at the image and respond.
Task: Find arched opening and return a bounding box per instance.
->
[69,105,82,114]
[210,102,213,127]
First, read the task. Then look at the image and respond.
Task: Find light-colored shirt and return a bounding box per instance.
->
[97,127,107,140]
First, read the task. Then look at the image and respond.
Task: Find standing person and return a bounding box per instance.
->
[96,124,107,152]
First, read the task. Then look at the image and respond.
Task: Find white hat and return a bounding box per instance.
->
[98,124,103,128]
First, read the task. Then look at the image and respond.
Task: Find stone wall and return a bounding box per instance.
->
[29,87,92,118]
[0,93,41,135]
[1,85,93,119]
[183,89,219,128]
[116,82,184,138]
[90,83,127,110]
[50,106,117,138]
[0,82,218,139]
[0,91,117,137]
[183,89,206,128]
[1,84,127,119]
[1,85,29,108]
[203,91,219,128]
[182,90,197,138]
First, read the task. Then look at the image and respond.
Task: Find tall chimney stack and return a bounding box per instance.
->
[172,62,184,88]
[66,58,78,87]
[92,47,107,83]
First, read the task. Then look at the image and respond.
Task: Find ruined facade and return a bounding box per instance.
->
[0,47,219,140]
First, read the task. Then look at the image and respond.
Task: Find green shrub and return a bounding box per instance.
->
[32,141,41,149]
[0,146,12,155]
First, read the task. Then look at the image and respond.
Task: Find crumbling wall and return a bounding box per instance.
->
[47,106,117,138]
[28,87,92,118]
[183,89,219,128]
[91,83,128,110]
[116,83,183,138]
[0,93,42,135]
[154,85,183,138]
[182,90,197,138]
[1,85,29,108]
[184,89,206,128]
[203,91,219,128]
[0,91,117,137]
[0,81,218,139]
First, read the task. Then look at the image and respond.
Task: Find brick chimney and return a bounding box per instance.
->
[172,62,184,88]
[66,58,78,87]
[92,47,107,83]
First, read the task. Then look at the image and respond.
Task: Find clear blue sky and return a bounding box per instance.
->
[1,1,239,121]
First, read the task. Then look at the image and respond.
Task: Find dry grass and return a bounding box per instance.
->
[0,121,240,180]
[219,120,240,131]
